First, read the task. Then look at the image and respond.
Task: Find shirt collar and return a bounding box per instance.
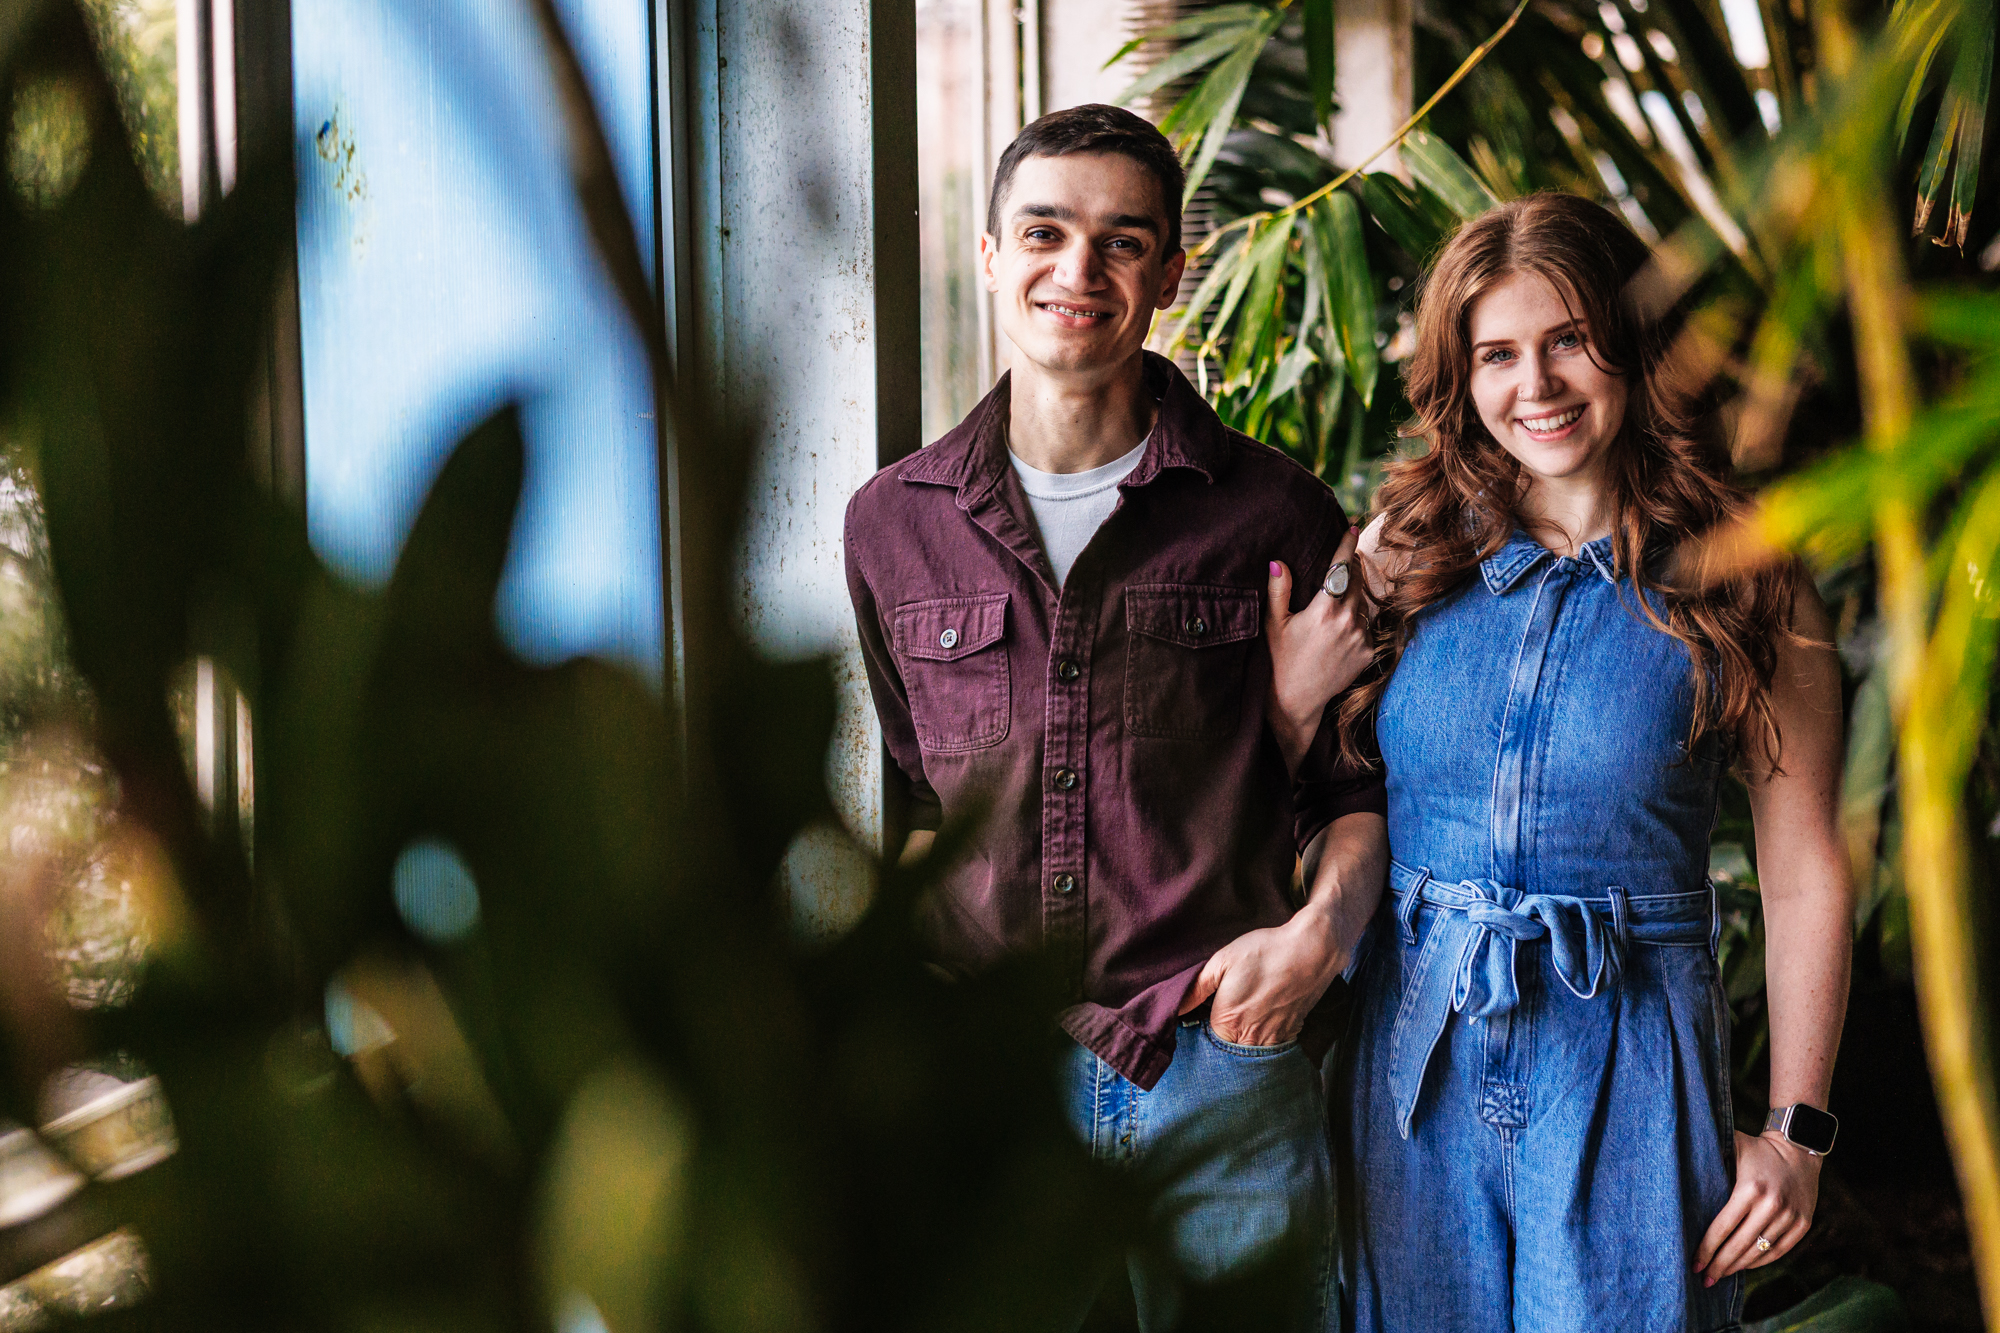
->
[896,351,1233,506]
[1479,529,1620,594]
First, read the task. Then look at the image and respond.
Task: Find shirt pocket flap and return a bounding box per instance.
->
[1125,584,1260,649]
[894,593,1010,662]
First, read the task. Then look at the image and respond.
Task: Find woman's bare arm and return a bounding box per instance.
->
[1697,580,1854,1283]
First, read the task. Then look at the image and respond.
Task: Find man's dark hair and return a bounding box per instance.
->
[987,103,1186,255]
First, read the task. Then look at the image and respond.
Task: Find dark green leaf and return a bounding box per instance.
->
[1945,3,1993,247]
[1270,337,1318,402]
[1303,0,1335,129]
[1167,229,1251,351]
[1201,220,1268,358]
[1225,212,1295,382]
[1176,9,1285,201]
[1740,1276,1908,1332]
[1402,127,1501,219]
[1357,172,1447,261]
[1104,1,1271,71]
[1117,21,1264,106]
[1312,193,1379,407]
[1896,0,1958,148]
[1910,0,1990,248]
[1918,289,2000,350]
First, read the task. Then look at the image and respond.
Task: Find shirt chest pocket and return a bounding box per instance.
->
[1124,584,1260,741]
[892,593,1011,752]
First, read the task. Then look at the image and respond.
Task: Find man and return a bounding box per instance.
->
[842,104,1387,1328]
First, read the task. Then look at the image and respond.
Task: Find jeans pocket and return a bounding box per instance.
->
[893,593,1011,752]
[1123,584,1259,741]
[1201,1026,1301,1058]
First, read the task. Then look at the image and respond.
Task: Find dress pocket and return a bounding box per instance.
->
[892,593,1011,752]
[1123,584,1260,741]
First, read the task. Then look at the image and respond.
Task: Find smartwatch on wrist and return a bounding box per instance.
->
[1764,1103,1839,1157]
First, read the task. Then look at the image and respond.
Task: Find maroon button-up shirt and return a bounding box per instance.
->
[843,353,1385,1089]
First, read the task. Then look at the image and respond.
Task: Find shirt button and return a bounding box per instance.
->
[1056,659,1081,681]
[1053,767,1080,791]
[939,627,959,649]
[1184,615,1207,637]
[1052,873,1077,895]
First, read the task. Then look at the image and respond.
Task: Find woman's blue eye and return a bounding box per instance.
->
[1482,348,1514,363]
[1554,331,1581,349]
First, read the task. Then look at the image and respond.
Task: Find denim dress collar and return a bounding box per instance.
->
[1479,529,1620,595]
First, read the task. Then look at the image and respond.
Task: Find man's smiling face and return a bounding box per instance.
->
[980,152,1185,379]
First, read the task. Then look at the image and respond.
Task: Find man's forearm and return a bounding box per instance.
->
[1298,812,1388,973]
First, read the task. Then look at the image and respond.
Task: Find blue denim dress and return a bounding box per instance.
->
[1340,531,1741,1332]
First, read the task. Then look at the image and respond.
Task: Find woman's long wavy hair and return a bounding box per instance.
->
[1340,192,1798,768]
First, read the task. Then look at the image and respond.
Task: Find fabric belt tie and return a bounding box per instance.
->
[1384,860,1712,1139]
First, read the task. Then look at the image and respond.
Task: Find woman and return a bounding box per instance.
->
[1274,193,1852,1331]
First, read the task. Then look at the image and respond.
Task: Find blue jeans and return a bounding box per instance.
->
[1061,1020,1334,1332]
[1337,865,1744,1332]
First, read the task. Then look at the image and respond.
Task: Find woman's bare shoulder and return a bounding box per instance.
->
[1357,514,1413,596]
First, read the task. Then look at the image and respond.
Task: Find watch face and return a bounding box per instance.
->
[1786,1103,1840,1156]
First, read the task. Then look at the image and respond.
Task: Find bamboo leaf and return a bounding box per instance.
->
[1200,220,1268,358]
[1159,12,1274,143]
[1176,9,1284,201]
[1297,219,1326,345]
[1117,20,1264,106]
[1104,2,1272,70]
[1271,338,1319,402]
[1225,213,1295,382]
[1910,1,1991,248]
[1271,238,1324,401]
[1167,230,1251,352]
[1312,356,1349,477]
[1304,0,1335,130]
[1402,127,1501,220]
[1761,363,2000,558]
[1357,172,1446,262]
[1920,289,2000,352]
[1312,192,1379,408]
[1895,0,1958,147]
[1945,6,1994,248]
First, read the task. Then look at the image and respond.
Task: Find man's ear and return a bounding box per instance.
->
[1157,247,1188,311]
[978,231,1001,294]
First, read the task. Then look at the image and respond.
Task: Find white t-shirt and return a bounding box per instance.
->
[1008,434,1150,588]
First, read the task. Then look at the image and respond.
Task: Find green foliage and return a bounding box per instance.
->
[1902,0,1993,249]
[1118,0,1994,505]
[1743,1276,1909,1332]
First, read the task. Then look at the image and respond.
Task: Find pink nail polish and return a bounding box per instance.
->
[1269,561,1282,576]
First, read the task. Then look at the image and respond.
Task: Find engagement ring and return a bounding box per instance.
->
[1323,561,1351,597]
[1755,1236,1772,1253]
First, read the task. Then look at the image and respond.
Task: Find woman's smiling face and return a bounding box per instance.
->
[1465,270,1629,490]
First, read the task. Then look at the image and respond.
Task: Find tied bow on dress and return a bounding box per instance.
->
[1388,877,1629,1137]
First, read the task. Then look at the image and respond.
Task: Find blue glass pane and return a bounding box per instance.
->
[293,0,662,681]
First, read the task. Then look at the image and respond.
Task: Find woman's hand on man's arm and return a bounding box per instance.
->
[1267,524,1372,771]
